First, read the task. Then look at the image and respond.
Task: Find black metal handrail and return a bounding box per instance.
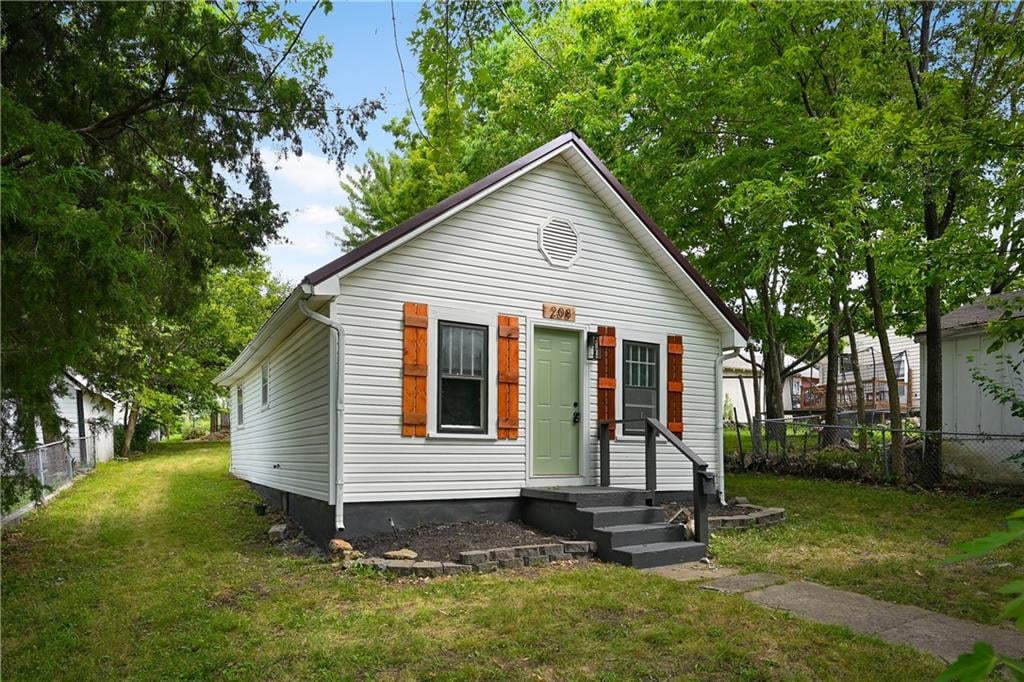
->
[598,417,715,543]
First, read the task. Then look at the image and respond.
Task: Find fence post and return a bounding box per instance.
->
[36,446,45,487]
[67,441,74,479]
[733,407,745,470]
[881,426,889,478]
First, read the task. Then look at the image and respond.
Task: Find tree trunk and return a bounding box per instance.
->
[758,278,787,450]
[865,253,905,479]
[120,398,140,458]
[748,349,764,458]
[843,302,868,456]
[821,291,841,446]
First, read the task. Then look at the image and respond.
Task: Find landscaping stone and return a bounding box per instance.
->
[383,548,418,560]
[355,557,387,571]
[544,548,567,562]
[490,547,516,562]
[458,550,490,565]
[475,561,498,573]
[442,562,473,575]
[731,496,750,505]
[701,572,785,594]
[344,549,364,560]
[383,559,417,575]
[645,563,739,582]
[498,557,524,569]
[513,545,542,558]
[268,523,288,541]
[526,554,550,567]
[561,540,596,554]
[412,561,444,577]
[328,538,353,554]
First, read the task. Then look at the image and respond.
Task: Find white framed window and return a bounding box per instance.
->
[261,363,270,408]
[622,340,659,435]
[236,386,244,425]
[437,321,488,433]
[426,305,498,439]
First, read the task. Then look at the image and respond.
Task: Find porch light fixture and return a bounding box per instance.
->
[586,331,600,361]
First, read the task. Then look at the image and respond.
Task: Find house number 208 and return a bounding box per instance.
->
[543,303,576,322]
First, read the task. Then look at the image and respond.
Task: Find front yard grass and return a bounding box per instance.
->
[0,442,942,680]
[715,473,1024,626]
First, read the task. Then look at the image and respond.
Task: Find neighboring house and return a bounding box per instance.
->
[34,371,117,465]
[805,329,920,417]
[722,351,819,423]
[215,132,747,555]
[916,291,1024,484]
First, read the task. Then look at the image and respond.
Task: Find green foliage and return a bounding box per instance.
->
[113,412,161,455]
[941,509,1024,680]
[2,2,369,501]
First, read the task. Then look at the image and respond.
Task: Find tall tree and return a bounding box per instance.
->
[1,2,379,498]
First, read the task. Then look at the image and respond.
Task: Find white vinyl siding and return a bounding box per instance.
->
[336,156,725,503]
[824,330,921,409]
[230,316,331,501]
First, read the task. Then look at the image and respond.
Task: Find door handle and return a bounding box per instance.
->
[572,401,580,424]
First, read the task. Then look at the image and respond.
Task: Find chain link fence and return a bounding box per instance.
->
[725,416,1024,488]
[12,434,97,498]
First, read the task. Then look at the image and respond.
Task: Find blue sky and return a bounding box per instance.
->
[262,1,423,284]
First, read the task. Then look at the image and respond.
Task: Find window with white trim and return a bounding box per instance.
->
[261,363,270,407]
[623,341,658,435]
[437,321,487,433]
[236,386,244,425]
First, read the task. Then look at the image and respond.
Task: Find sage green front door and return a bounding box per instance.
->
[532,327,581,476]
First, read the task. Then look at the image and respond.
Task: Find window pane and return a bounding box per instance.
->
[623,341,659,434]
[440,377,483,428]
[440,322,484,377]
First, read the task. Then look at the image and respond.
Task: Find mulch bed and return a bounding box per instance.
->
[663,501,751,521]
[350,521,564,562]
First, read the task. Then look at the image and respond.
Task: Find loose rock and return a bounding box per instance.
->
[268,523,288,541]
[328,538,353,554]
[383,548,418,560]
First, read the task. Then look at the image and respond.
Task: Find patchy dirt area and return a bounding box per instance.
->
[350,521,565,562]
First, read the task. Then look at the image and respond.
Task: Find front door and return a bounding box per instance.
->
[532,327,581,476]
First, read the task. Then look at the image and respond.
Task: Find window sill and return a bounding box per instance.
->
[427,431,498,441]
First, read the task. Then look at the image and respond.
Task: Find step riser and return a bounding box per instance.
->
[596,525,686,548]
[605,544,707,568]
[583,508,663,526]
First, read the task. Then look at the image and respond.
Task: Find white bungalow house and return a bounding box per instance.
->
[916,291,1024,484]
[215,133,747,566]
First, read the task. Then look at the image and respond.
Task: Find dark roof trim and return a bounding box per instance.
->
[305,131,749,340]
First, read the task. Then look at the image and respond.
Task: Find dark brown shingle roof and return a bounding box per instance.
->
[914,290,1024,337]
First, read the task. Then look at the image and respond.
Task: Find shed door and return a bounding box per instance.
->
[532,327,581,476]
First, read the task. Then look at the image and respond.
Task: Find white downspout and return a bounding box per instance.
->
[718,347,743,505]
[299,283,346,531]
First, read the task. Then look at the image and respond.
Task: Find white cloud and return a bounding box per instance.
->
[262,148,348,199]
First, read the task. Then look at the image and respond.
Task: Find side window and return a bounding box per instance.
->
[623,341,658,435]
[236,386,244,426]
[437,321,487,433]
[261,363,270,407]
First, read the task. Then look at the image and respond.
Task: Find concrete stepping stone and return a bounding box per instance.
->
[644,563,738,582]
[745,580,1024,663]
[701,572,785,594]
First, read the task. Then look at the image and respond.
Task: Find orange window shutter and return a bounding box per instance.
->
[667,335,684,437]
[497,315,520,439]
[402,302,428,437]
[597,325,617,439]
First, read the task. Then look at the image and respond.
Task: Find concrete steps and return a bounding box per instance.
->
[521,486,706,568]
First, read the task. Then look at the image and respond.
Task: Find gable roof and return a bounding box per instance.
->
[304,131,748,340]
[914,290,1024,338]
[216,132,747,386]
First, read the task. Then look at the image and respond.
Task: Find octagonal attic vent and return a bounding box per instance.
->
[538,216,581,268]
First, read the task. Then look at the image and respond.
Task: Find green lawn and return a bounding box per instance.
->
[0,442,942,680]
[715,473,1024,625]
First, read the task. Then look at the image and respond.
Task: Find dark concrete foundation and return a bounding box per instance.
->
[248,481,717,550]
[341,497,523,539]
[249,483,337,548]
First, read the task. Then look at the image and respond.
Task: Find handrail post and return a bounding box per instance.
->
[693,466,709,543]
[644,419,657,505]
[599,422,610,488]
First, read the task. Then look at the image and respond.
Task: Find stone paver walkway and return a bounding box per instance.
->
[653,565,1024,663]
